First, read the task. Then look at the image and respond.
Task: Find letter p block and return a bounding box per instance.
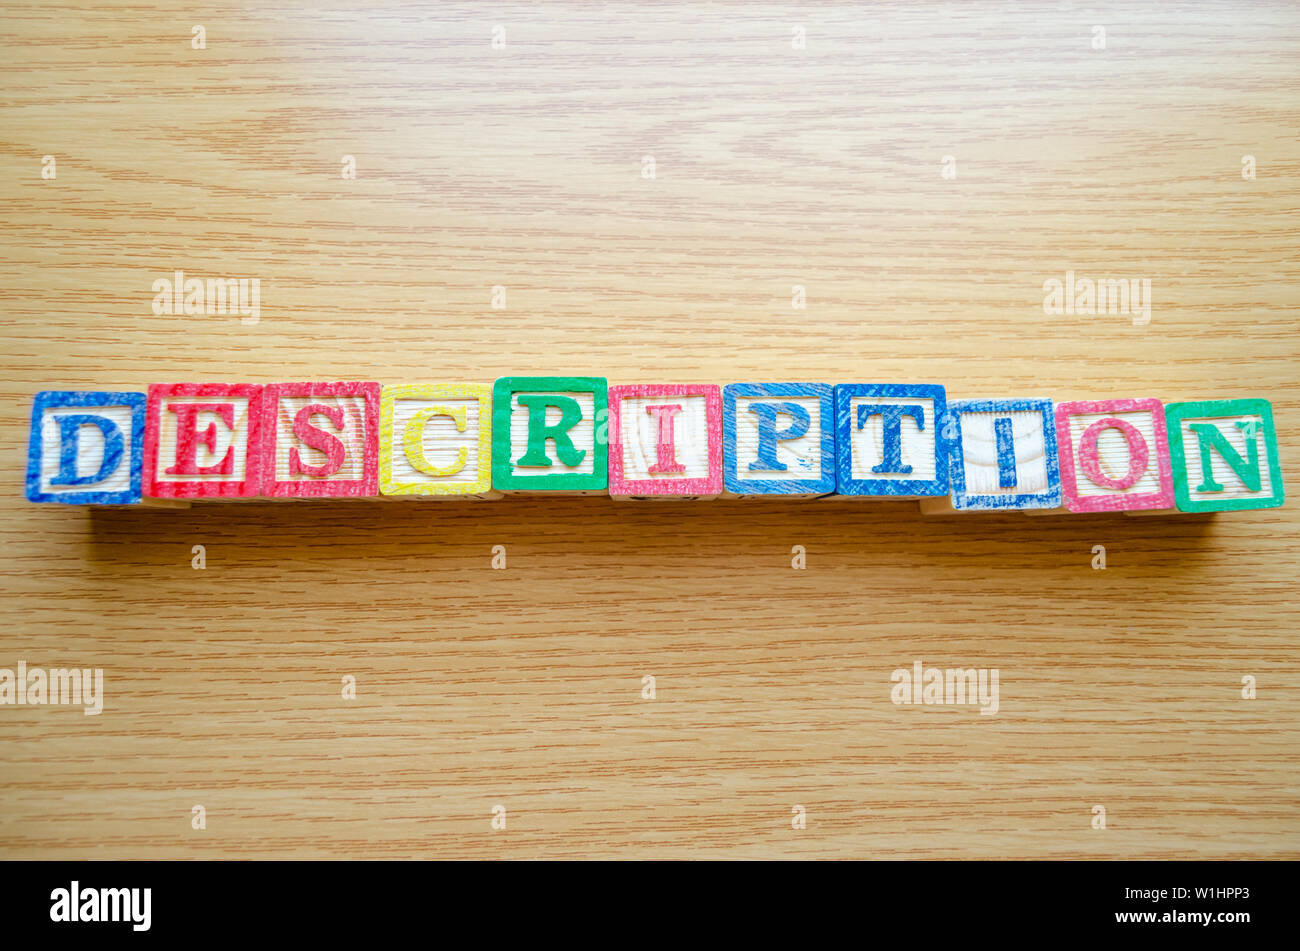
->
[379,384,496,498]
[491,376,608,493]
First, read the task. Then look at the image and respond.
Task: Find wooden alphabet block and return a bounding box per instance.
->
[1164,397,1284,512]
[608,383,723,499]
[26,391,146,504]
[378,384,497,498]
[834,383,949,497]
[1054,398,1174,512]
[722,383,834,497]
[919,398,1061,513]
[261,382,380,498]
[144,383,264,498]
[491,376,608,493]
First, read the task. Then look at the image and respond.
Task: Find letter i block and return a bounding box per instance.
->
[834,383,949,497]
[609,384,723,499]
[919,398,1062,513]
[26,391,146,504]
[723,383,834,497]
[1054,398,1174,512]
[261,382,380,497]
[1164,398,1284,512]
[491,376,608,493]
[379,384,497,498]
[144,383,264,498]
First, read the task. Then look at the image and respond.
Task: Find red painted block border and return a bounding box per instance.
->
[143,383,265,498]
[608,384,723,497]
[1055,397,1174,512]
[261,382,381,498]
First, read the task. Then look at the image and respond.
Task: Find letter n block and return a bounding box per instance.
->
[27,391,146,504]
[379,384,497,498]
[1055,398,1174,512]
[835,383,949,497]
[261,382,380,497]
[609,384,723,499]
[723,383,834,497]
[1164,398,1284,512]
[144,383,264,498]
[491,376,608,493]
[919,398,1061,513]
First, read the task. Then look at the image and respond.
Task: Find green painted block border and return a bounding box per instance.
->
[491,376,608,491]
[1165,398,1284,512]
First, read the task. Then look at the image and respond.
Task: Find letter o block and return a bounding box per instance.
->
[609,383,722,499]
[379,384,496,498]
[1055,398,1174,512]
[261,382,380,497]
[144,383,264,498]
[491,376,608,493]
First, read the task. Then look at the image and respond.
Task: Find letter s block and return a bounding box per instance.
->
[491,376,608,493]
[27,390,146,504]
[609,383,723,499]
[1164,398,1284,512]
[261,382,380,497]
[1055,398,1174,512]
[144,383,264,498]
[379,383,497,498]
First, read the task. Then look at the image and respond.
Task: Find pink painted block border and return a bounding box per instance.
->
[261,382,380,498]
[1055,398,1174,512]
[143,383,265,498]
[608,384,723,496]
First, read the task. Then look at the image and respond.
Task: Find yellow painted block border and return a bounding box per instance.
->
[379,384,494,496]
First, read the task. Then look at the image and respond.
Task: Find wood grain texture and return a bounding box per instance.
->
[0,1,1298,859]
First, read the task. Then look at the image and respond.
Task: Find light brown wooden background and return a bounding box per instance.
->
[1,1,1297,859]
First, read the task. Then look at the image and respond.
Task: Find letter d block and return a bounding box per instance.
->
[835,383,949,497]
[27,391,146,504]
[261,382,380,497]
[723,383,834,497]
[1055,398,1174,512]
[144,383,264,498]
[379,384,497,498]
[1164,398,1284,512]
[609,383,723,499]
[491,376,608,493]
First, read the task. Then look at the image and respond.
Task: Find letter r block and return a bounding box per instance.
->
[723,383,835,497]
[609,383,723,499]
[835,383,950,497]
[144,383,264,498]
[1164,398,1284,512]
[261,382,380,497]
[491,376,608,493]
[379,384,496,498]
[1055,398,1174,512]
[27,391,146,504]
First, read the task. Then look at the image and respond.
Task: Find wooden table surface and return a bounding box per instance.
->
[1,1,1297,860]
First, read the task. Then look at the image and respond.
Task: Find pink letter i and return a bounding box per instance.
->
[645,404,685,474]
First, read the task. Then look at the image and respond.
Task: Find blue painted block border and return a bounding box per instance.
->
[26,391,146,504]
[723,383,835,495]
[834,383,949,496]
[947,398,1061,510]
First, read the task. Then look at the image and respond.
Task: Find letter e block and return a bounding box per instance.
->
[144,383,264,498]
[1055,398,1174,512]
[379,384,496,498]
[27,391,146,504]
[835,383,949,497]
[1164,398,1283,512]
[261,382,380,497]
[491,376,608,493]
[723,383,834,497]
[609,383,722,499]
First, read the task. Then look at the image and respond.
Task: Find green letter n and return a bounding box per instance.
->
[515,394,586,467]
[1188,421,1262,493]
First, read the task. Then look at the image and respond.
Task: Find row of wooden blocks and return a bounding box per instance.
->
[25,381,1285,513]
